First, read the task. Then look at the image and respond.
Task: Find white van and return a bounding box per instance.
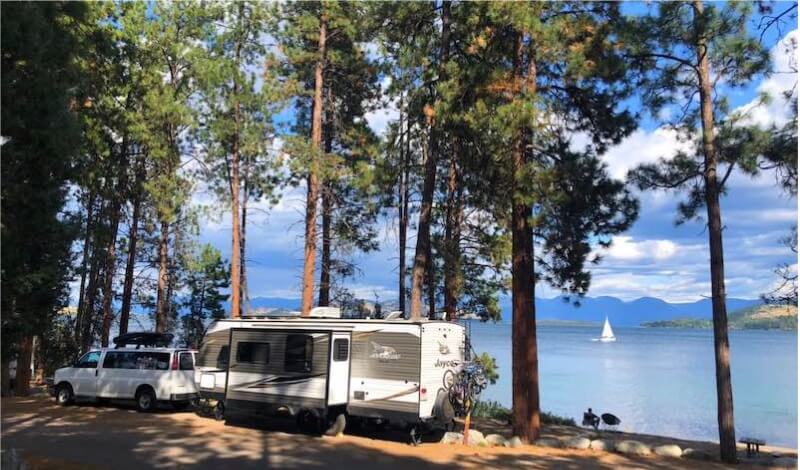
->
[53,347,199,412]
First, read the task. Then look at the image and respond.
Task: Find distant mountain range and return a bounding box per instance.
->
[240,295,764,327]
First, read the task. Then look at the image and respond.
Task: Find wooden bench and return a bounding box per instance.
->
[740,437,765,457]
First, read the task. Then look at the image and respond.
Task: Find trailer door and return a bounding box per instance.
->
[327,332,350,406]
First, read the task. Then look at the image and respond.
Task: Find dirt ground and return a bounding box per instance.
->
[1,394,794,470]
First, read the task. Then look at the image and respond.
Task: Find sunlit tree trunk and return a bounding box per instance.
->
[119,157,145,336]
[155,220,170,333]
[14,336,32,396]
[410,0,450,320]
[694,0,736,462]
[301,10,327,316]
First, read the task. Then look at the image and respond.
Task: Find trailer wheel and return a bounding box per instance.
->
[409,423,423,446]
[213,401,225,421]
[296,409,320,434]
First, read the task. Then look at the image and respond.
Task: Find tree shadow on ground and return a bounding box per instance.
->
[1,396,775,470]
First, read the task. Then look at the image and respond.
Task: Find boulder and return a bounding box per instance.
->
[485,434,507,447]
[465,429,485,446]
[564,437,592,450]
[615,440,652,456]
[590,439,612,451]
[507,436,524,448]
[440,432,463,445]
[770,457,798,469]
[476,439,491,448]
[682,448,713,461]
[653,444,682,458]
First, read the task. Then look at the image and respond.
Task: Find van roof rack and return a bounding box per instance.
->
[112,332,173,349]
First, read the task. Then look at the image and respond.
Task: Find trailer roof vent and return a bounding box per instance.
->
[383,310,404,320]
[309,306,341,318]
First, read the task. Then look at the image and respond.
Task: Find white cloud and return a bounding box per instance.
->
[602,236,681,262]
[734,29,798,128]
[589,127,693,180]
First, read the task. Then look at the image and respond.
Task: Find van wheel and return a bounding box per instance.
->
[56,384,74,406]
[135,387,157,412]
[325,412,346,436]
[213,401,225,421]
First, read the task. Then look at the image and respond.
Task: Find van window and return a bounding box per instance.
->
[237,342,270,364]
[285,335,313,372]
[217,345,230,370]
[102,352,121,369]
[179,352,194,370]
[333,339,348,362]
[131,352,170,370]
[76,351,101,368]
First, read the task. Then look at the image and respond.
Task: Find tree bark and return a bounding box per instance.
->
[409,0,451,320]
[511,32,541,443]
[75,191,96,346]
[230,7,244,319]
[694,0,736,462]
[101,140,130,346]
[15,336,32,397]
[119,157,145,336]
[301,10,327,316]
[241,176,249,315]
[318,85,334,307]
[444,139,462,321]
[398,94,410,314]
[1,359,10,396]
[155,220,170,333]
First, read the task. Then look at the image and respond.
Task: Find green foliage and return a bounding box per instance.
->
[180,244,230,348]
[471,401,576,426]
[474,352,499,385]
[642,304,798,330]
[1,1,86,363]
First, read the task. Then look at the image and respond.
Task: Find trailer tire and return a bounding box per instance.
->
[296,408,321,434]
[213,401,225,421]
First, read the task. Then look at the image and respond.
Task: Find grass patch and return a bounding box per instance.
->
[472,400,576,426]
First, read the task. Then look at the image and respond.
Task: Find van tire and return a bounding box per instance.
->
[135,387,157,412]
[56,383,74,406]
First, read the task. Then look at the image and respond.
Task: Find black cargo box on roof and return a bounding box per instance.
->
[113,332,174,348]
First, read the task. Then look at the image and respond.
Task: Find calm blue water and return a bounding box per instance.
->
[470,323,798,447]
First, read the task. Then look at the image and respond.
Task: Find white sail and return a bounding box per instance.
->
[600,316,616,342]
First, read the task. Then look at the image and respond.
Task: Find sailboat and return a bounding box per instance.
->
[594,316,616,342]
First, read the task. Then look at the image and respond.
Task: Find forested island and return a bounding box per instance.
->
[642,305,798,331]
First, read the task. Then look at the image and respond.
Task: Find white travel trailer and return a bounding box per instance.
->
[194,308,466,441]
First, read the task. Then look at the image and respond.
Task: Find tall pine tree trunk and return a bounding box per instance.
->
[230,13,243,319]
[694,0,736,462]
[318,85,334,307]
[75,191,96,345]
[119,157,145,336]
[409,0,450,320]
[241,175,249,315]
[301,11,327,316]
[398,95,410,314]
[155,220,170,333]
[101,141,130,346]
[444,139,462,321]
[511,33,540,443]
[15,336,32,396]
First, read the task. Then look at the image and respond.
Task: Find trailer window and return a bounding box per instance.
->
[217,345,230,370]
[236,342,270,364]
[333,339,348,362]
[285,335,313,372]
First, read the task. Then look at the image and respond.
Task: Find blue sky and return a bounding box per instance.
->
[194,22,798,306]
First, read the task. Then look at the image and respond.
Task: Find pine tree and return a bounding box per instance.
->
[195,1,282,318]
[180,244,230,348]
[623,2,771,460]
[1,1,87,395]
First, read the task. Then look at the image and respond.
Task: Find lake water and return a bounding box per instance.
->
[469,322,798,447]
